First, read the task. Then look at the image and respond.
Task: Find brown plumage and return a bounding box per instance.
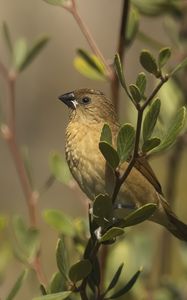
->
[59,88,187,241]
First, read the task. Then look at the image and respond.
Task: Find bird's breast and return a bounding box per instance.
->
[65,120,160,210]
[65,121,110,200]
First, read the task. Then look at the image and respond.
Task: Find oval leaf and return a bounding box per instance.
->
[6,270,28,300]
[140,49,158,76]
[19,36,49,71]
[158,47,171,69]
[125,6,139,46]
[136,72,146,96]
[104,263,124,295]
[56,238,69,282]
[171,57,187,76]
[100,124,112,145]
[143,98,161,142]
[129,84,142,103]
[99,227,124,242]
[69,259,92,283]
[132,0,167,16]
[150,106,187,154]
[93,194,113,226]
[99,141,119,170]
[33,291,72,300]
[142,137,161,153]
[49,152,71,184]
[2,21,13,54]
[74,49,106,81]
[121,203,157,227]
[50,272,66,294]
[43,209,75,236]
[110,269,141,298]
[13,216,40,260]
[114,54,132,100]
[13,38,28,71]
[117,124,135,163]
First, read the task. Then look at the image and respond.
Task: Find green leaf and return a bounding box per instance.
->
[157,78,183,124]
[93,194,113,227]
[99,227,124,242]
[69,259,92,283]
[132,0,164,16]
[21,146,34,188]
[100,124,112,145]
[99,141,119,170]
[125,6,139,46]
[50,272,66,293]
[143,98,161,142]
[40,285,47,296]
[114,54,132,99]
[19,36,49,71]
[42,0,67,6]
[0,214,7,231]
[74,49,106,81]
[136,72,146,96]
[43,210,75,236]
[158,47,171,69]
[150,106,187,154]
[142,137,161,153]
[6,270,28,300]
[13,216,40,260]
[121,203,157,227]
[2,21,13,53]
[171,57,187,76]
[140,49,158,76]
[132,0,179,16]
[49,152,71,184]
[33,291,72,300]
[117,124,135,163]
[56,238,69,281]
[129,84,142,103]
[104,263,124,295]
[13,38,28,71]
[110,269,141,298]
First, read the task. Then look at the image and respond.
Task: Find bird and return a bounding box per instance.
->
[58,88,187,241]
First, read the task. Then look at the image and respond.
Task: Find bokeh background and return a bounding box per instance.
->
[0,0,187,299]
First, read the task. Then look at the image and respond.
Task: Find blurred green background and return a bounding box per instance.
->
[0,0,187,299]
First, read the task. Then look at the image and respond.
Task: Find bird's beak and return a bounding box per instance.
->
[58,92,78,109]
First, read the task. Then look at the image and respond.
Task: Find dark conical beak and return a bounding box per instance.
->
[58,92,77,109]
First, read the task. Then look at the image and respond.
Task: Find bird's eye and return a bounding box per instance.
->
[81,97,91,105]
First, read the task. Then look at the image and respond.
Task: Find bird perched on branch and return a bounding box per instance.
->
[59,88,187,241]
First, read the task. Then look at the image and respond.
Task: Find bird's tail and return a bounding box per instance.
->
[162,200,187,242]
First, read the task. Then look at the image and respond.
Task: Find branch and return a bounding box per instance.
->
[0,61,47,286]
[64,0,113,80]
[99,1,130,291]
[65,0,131,111]
[111,0,130,111]
[112,75,168,203]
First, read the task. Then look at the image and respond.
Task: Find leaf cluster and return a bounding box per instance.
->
[2,22,49,73]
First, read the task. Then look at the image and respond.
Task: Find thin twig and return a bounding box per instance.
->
[110,0,130,111]
[99,1,130,291]
[8,71,16,135]
[159,131,187,275]
[112,75,168,203]
[0,61,47,286]
[65,0,113,80]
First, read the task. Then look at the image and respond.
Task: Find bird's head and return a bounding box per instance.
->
[58,88,117,124]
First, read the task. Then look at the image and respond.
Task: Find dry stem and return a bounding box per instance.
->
[0,61,46,285]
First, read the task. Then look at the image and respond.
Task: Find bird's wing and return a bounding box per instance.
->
[133,156,163,195]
